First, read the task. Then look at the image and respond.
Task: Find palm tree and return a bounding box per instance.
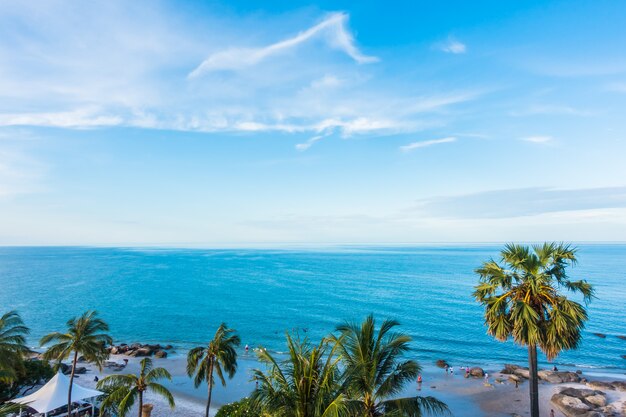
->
[332,315,449,417]
[0,402,22,417]
[473,242,594,417]
[97,357,175,417]
[0,311,29,383]
[187,323,241,417]
[251,333,347,417]
[40,310,113,416]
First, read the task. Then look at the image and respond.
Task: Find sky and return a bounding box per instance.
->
[1,0,626,245]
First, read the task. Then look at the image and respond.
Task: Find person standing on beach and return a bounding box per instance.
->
[550,409,555,417]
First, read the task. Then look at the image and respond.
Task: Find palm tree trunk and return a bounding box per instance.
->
[138,390,143,417]
[205,361,214,417]
[68,351,78,417]
[528,344,539,417]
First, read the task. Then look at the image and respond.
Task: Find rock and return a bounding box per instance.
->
[551,393,592,415]
[513,368,530,379]
[501,364,523,374]
[586,381,614,391]
[610,381,626,391]
[164,345,173,350]
[617,335,626,340]
[592,333,606,338]
[110,346,119,355]
[576,370,583,374]
[621,355,626,360]
[584,394,606,408]
[58,363,70,374]
[469,367,485,378]
[508,374,522,383]
[558,387,600,398]
[74,366,87,375]
[76,356,86,363]
[154,350,167,359]
[435,359,449,368]
[135,348,152,357]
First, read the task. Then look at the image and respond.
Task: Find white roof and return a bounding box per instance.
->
[11,371,103,413]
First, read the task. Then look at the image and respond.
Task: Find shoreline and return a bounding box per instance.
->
[65,350,626,417]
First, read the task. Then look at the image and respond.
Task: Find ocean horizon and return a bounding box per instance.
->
[1,244,625,373]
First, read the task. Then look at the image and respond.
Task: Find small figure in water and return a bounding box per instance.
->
[449,366,454,374]
[245,344,249,353]
[417,374,422,390]
[552,365,558,372]
[94,376,99,382]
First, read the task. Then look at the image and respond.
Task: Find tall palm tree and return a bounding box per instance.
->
[0,311,29,383]
[40,310,112,416]
[251,333,347,417]
[187,323,241,417]
[97,357,175,417]
[332,315,449,417]
[473,242,593,417]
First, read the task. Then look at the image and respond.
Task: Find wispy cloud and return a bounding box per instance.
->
[189,13,378,77]
[400,137,456,152]
[521,135,553,144]
[437,37,467,54]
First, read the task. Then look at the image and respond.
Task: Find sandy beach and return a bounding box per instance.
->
[68,353,626,417]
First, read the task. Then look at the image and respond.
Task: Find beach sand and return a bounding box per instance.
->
[72,355,626,417]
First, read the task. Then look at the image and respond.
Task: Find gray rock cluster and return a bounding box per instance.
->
[500,364,581,384]
[551,387,622,417]
[107,343,173,359]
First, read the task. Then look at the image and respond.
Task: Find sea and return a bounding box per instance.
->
[1,244,624,374]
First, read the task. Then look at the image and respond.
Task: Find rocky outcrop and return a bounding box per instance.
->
[154,350,167,358]
[469,367,485,378]
[538,370,581,384]
[585,380,626,392]
[551,387,608,417]
[107,343,173,358]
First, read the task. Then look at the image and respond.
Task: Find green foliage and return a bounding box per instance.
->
[0,311,30,383]
[97,358,175,417]
[251,335,345,417]
[0,402,23,417]
[215,397,260,417]
[0,360,54,402]
[187,323,240,417]
[473,242,593,359]
[332,315,449,417]
[40,310,113,369]
[251,317,449,417]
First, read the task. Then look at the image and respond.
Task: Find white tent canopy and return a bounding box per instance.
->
[11,371,103,414]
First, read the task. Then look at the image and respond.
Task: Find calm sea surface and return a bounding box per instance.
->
[1,245,624,372]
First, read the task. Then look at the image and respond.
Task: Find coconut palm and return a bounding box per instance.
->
[40,310,112,416]
[473,242,593,417]
[0,311,29,383]
[332,315,449,417]
[187,323,240,417]
[251,333,347,417]
[97,357,175,417]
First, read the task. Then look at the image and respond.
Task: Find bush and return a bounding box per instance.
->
[215,397,260,417]
[0,360,54,402]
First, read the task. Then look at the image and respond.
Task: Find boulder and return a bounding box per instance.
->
[110,346,119,355]
[592,333,606,338]
[74,366,87,375]
[164,345,173,350]
[513,368,530,379]
[469,367,485,378]
[154,350,167,359]
[435,359,449,369]
[586,381,614,391]
[584,394,606,408]
[610,381,626,391]
[501,364,522,374]
[508,374,522,383]
[552,387,609,417]
[617,335,626,340]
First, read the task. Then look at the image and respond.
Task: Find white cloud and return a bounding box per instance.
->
[400,137,457,152]
[521,135,553,144]
[438,37,467,54]
[189,13,378,77]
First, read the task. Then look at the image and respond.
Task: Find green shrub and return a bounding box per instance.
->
[215,397,260,417]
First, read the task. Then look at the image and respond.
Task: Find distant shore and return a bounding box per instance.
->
[63,348,626,417]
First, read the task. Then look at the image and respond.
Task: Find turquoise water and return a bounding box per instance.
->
[0,245,624,372]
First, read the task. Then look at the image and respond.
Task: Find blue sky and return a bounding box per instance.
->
[1,0,625,245]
